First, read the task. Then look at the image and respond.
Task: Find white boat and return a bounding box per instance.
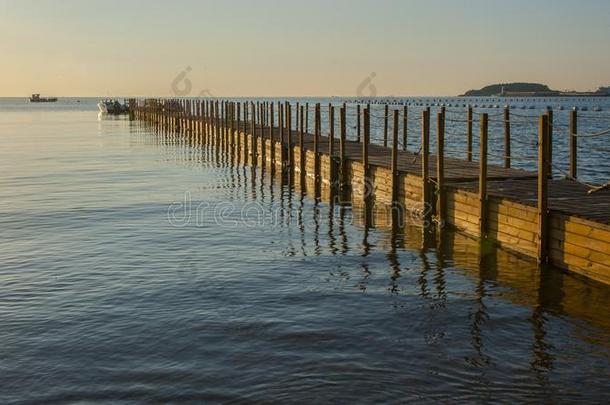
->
[97,99,129,115]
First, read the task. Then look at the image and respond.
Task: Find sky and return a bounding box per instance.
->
[0,0,609,97]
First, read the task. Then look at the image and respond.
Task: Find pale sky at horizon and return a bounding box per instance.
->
[1,0,609,97]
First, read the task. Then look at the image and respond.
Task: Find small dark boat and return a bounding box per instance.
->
[98,99,129,115]
[30,93,57,103]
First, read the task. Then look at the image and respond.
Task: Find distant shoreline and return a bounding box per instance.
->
[461,82,610,97]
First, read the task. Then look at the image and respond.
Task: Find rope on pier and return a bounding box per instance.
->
[550,162,608,192]
[477,111,505,117]
[571,127,610,138]
[509,112,539,119]
[577,113,610,120]
[444,117,471,123]
[486,150,537,162]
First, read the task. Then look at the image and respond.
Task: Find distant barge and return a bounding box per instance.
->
[30,94,57,103]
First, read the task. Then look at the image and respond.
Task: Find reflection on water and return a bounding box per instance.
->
[1,109,610,402]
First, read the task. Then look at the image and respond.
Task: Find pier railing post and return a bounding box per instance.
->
[270,103,275,168]
[230,102,235,151]
[299,105,305,182]
[538,113,550,264]
[356,104,361,143]
[402,105,408,151]
[391,109,399,206]
[339,105,347,196]
[258,102,267,168]
[479,113,488,239]
[215,100,220,147]
[329,104,337,191]
[569,108,577,178]
[363,106,370,205]
[279,102,285,170]
[467,105,473,162]
[383,104,389,147]
[421,108,431,223]
[305,103,309,142]
[287,102,293,172]
[504,106,511,168]
[547,109,553,178]
[234,102,238,150]
[314,103,321,197]
[436,111,445,227]
[243,102,248,162]
[251,102,257,165]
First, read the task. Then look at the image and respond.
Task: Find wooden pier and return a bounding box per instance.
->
[129,99,610,285]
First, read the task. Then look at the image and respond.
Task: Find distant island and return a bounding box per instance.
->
[460,82,610,97]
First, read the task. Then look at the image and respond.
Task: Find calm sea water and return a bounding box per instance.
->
[1,98,610,403]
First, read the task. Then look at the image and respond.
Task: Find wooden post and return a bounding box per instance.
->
[569,108,577,178]
[547,109,553,179]
[176,100,182,133]
[243,102,249,162]
[235,102,240,151]
[538,114,549,264]
[328,104,335,155]
[339,106,347,191]
[402,105,408,151]
[421,108,431,220]
[220,100,227,150]
[467,105,473,162]
[436,112,445,227]
[356,104,361,143]
[305,102,309,138]
[479,113,488,238]
[504,106,511,168]
[270,102,275,167]
[383,104,389,147]
[329,104,336,189]
[279,102,285,169]
[391,109,399,205]
[363,106,370,204]
[286,102,292,173]
[251,102,257,165]
[314,103,321,196]
[299,105,305,180]
[215,100,220,147]
[258,102,262,158]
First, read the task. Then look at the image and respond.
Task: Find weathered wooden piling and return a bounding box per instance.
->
[339,106,347,192]
[569,109,577,178]
[538,114,549,264]
[328,105,337,189]
[391,109,399,206]
[546,109,553,179]
[402,105,408,151]
[314,103,321,196]
[270,103,275,168]
[436,111,445,226]
[362,106,370,205]
[467,105,473,162]
[421,108,431,219]
[356,104,361,143]
[299,105,305,180]
[479,113,488,238]
[286,102,293,173]
[383,104,389,147]
[504,106,511,168]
